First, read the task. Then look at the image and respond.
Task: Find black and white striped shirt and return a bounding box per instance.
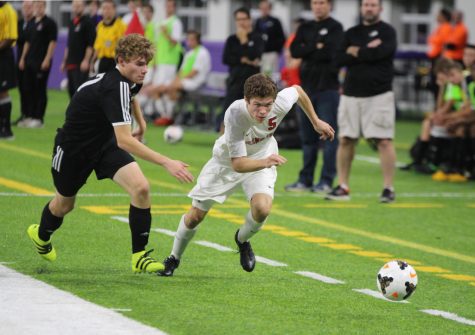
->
[59,68,142,156]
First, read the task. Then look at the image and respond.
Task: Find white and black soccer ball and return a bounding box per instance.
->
[163,125,184,144]
[376,260,418,301]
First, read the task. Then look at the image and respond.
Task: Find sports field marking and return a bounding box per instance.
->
[294,271,345,284]
[194,240,234,252]
[420,309,475,326]
[0,265,167,335]
[355,154,406,168]
[0,177,53,195]
[0,142,51,159]
[255,256,288,267]
[110,308,132,312]
[352,288,409,304]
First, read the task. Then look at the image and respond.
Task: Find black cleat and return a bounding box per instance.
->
[380,188,396,203]
[157,255,180,277]
[234,230,256,272]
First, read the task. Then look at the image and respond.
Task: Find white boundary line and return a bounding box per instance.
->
[420,309,475,326]
[295,271,345,284]
[0,265,167,335]
[353,288,409,304]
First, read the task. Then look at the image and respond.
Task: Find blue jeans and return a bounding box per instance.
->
[297,90,339,187]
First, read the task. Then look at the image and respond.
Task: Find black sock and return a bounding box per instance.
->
[129,204,151,253]
[38,203,64,241]
[0,100,12,132]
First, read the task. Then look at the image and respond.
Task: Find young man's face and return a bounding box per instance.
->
[448,68,463,85]
[246,97,275,123]
[463,47,475,68]
[101,2,116,21]
[119,56,149,84]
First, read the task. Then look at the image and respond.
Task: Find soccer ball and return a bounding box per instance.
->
[376,260,418,301]
[163,125,184,144]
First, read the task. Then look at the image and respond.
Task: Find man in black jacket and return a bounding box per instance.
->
[286,0,342,193]
[216,7,264,132]
[254,0,285,76]
[326,0,397,203]
[61,0,96,99]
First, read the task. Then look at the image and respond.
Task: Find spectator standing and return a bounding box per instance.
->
[328,0,397,203]
[61,0,95,99]
[443,10,468,63]
[254,0,285,76]
[150,0,183,126]
[18,0,57,129]
[14,0,33,126]
[92,0,126,74]
[216,7,265,132]
[286,0,343,193]
[0,0,17,140]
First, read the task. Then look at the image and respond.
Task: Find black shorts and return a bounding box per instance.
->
[51,135,135,197]
[0,48,17,91]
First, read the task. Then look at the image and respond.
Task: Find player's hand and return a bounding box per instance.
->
[163,159,194,183]
[314,119,335,141]
[132,123,146,142]
[264,154,287,168]
[80,59,90,73]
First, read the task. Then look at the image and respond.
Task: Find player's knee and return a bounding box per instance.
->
[252,203,271,222]
[132,181,150,202]
[185,209,206,228]
[340,137,356,147]
[377,138,392,150]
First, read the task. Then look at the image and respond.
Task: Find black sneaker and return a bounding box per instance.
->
[157,255,180,277]
[325,185,350,201]
[234,230,255,272]
[380,188,395,203]
[0,129,14,141]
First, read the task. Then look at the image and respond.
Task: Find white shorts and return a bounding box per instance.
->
[149,64,177,86]
[189,157,277,212]
[182,77,205,92]
[338,91,395,139]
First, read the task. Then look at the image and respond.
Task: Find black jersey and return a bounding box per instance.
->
[59,68,142,156]
[25,15,57,70]
[66,15,95,66]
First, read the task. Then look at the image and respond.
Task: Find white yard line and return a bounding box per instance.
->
[420,309,475,326]
[352,288,409,303]
[0,265,167,335]
[294,271,345,284]
[255,256,288,267]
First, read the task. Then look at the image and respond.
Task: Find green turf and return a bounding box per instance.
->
[0,89,474,334]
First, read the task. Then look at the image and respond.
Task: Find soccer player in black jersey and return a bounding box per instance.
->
[27,34,194,274]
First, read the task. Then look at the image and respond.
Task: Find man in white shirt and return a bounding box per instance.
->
[145,30,211,125]
[158,73,335,276]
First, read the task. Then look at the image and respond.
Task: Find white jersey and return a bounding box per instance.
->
[212,87,299,165]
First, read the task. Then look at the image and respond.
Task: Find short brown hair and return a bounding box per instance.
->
[115,34,155,63]
[244,74,278,101]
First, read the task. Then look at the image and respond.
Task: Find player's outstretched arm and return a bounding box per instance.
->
[114,125,194,183]
[231,154,287,173]
[292,85,335,141]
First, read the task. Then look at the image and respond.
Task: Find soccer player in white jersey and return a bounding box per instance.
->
[159,73,335,276]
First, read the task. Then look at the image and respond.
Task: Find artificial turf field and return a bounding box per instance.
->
[0,89,474,334]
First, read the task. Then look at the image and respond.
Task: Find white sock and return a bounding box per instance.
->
[171,215,197,260]
[163,96,175,118]
[237,210,265,243]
